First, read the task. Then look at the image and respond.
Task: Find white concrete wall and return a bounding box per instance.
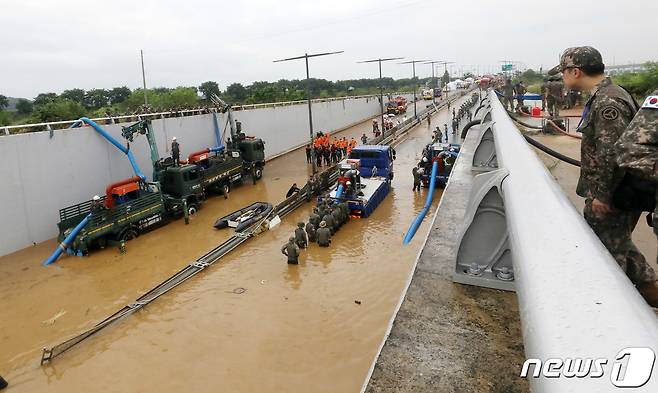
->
[0,95,411,256]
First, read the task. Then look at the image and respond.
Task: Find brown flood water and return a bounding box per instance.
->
[0,97,468,392]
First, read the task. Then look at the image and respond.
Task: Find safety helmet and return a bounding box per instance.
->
[422,157,428,162]
[319,221,327,228]
[93,195,100,201]
[346,181,352,185]
[172,136,177,141]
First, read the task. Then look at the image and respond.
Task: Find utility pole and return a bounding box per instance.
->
[399,59,428,118]
[435,61,454,100]
[273,50,344,175]
[140,49,148,106]
[423,61,445,104]
[357,57,404,136]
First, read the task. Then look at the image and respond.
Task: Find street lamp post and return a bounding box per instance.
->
[399,59,429,118]
[273,51,344,175]
[357,57,404,137]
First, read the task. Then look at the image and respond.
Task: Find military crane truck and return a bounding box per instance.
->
[122,118,266,218]
[51,109,266,258]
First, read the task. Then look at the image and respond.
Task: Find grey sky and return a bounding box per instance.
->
[1,0,656,98]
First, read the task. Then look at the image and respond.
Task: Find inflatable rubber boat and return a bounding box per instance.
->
[213,202,273,231]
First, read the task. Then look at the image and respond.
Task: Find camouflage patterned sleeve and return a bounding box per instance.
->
[616,91,658,181]
[589,96,635,204]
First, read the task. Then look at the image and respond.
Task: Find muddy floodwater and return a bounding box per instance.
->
[0,96,470,392]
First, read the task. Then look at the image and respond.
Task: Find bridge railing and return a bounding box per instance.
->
[455,91,658,392]
[1,92,411,136]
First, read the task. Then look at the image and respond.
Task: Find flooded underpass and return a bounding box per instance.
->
[0,96,471,392]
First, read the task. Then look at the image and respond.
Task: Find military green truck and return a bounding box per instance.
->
[57,182,167,255]
[154,135,265,216]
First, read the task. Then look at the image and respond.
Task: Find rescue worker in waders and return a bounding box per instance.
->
[295,222,308,249]
[281,236,300,264]
[316,221,331,247]
[305,221,316,243]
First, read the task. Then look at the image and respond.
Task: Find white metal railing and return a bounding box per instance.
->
[487,91,658,392]
[0,92,412,135]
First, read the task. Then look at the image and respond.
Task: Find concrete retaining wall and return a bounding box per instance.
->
[0,94,412,257]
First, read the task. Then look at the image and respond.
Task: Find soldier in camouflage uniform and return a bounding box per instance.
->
[540,77,549,111]
[503,79,515,111]
[546,76,564,118]
[549,46,657,305]
[615,90,658,306]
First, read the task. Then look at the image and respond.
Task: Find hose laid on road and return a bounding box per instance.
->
[546,119,582,139]
[460,119,482,139]
[506,109,583,139]
[509,116,543,130]
[524,134,581,167]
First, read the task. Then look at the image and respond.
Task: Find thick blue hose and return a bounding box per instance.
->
[70,117,146,181]
[402,161,438,244]
[43,213,91,266]
[335,184,344,199]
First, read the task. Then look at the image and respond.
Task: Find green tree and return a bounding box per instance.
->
[33,93,58,106]
[441,70,450,86]
[614,62,658,98]
[15,98,33,115]
[34,99,86,122]
[60,88,86,104]
[225,83,248,102]
[108,86,131,104]
[198,81,220,100]
[0,94,8,110]
[84,89,109,109]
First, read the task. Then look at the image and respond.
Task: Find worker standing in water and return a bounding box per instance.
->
[316,221,331,247]
[171,136,180,166]
[295,222,308,249]
[412,167,421,192]
[281,236,300,264]
[322,211,334,235]
[305,221,316,243]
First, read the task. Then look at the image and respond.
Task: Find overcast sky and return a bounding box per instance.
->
[1,0,656,98]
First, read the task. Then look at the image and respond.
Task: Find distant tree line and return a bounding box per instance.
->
[3,62,654,127]
[0,76,438,126]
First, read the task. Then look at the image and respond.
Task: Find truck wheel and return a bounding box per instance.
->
[222,184,230,199]
[187,203,199,215]
[254,168,263,180]
[120,228,138,242]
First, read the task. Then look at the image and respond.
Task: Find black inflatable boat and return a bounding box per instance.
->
[214,202,273,231]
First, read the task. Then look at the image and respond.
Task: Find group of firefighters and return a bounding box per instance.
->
[305,133,358,167]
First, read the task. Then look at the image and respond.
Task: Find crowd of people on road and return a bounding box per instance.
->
[305,133,357,167]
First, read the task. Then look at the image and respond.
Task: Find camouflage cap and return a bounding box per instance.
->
[548,46,604,75]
